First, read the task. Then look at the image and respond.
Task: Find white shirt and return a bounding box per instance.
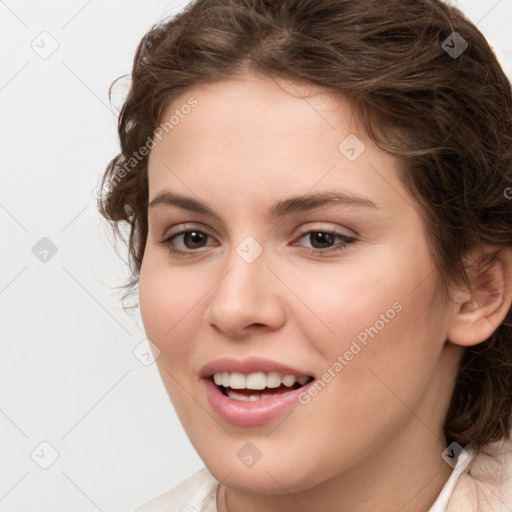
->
[134,439,512,512]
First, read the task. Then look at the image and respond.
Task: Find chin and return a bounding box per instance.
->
[205,456,318,495]
[189,431,336,496]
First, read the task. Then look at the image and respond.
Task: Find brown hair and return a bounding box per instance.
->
[99,0,512,452]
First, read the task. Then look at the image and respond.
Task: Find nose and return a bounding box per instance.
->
[204,245,286,337]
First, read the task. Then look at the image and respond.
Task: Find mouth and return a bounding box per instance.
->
[200,357,316,426]
[211,371,315,402]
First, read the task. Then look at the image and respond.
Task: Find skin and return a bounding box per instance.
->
[138,72,512,512]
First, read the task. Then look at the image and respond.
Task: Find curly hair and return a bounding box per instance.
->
[99,0,512,452]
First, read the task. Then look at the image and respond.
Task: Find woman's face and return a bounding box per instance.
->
[139,73,461,495]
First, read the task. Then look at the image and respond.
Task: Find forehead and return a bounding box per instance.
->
[150,72,358,163]
[146,73,412,218]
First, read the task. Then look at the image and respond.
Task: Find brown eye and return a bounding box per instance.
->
[180,231,208,249]
[308,231,336,249]
[294,230,357,256]
[160,229,215,256]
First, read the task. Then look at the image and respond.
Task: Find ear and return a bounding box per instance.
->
[447,246,512,347]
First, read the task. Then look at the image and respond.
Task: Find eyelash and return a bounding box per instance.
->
[158,228,357,257]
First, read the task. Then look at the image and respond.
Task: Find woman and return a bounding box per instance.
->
[99,0,512,510]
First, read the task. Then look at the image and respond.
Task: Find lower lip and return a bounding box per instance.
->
[202,378,312,427]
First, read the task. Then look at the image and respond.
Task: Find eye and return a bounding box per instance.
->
[159,228,216,256]
[293,229,357,256]
[158,227,357,257]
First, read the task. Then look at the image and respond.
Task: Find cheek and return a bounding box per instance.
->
[138,259,204,423]
[138,256,202,363]
[289,246,429,354]
[293,247,443,411]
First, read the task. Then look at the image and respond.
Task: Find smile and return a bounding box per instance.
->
[212,371,313,401]
[200,358,316,426]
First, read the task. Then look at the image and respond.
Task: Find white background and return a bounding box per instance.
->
[1,1,511,510]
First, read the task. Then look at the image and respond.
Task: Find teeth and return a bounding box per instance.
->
[225,390,287,401]
[230,372,246,389]
[226,390,267,401]
[212,371,311,390]
[266,372,282,389]
[281,375,296,387]
[246,372,266,390]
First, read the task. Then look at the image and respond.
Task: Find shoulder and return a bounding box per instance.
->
[134,468,219,512]
[445,437,512,512]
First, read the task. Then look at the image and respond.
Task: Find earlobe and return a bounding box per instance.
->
[447,246,512,347]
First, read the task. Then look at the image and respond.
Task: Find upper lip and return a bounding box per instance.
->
[200,357,313,379]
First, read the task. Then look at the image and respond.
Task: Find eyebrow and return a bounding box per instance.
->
[148,190,378,217]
